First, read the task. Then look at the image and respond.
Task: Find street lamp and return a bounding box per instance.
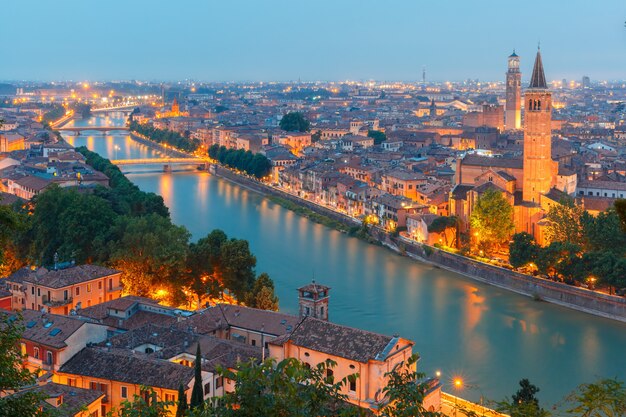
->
[114,145,120,160]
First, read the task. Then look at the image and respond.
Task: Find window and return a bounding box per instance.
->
[31,287,34,295]
[326,368,334,383]
[64,290,68,300]
[251,339,256,346]
[216,377,223,389]
[20,343,26,356]
[87,284,91,293]
[37,288,40,297]
[320,307,324,317]
[75,287,80,296]
[349,376,357,392]
[109,279,113,290]
[67,378,76,387]
[34,347,39,359]
[46,351,53,365]
[98,281,102,290]
[121,386,128,399]
[204,382,211,395]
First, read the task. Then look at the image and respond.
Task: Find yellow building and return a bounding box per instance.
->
[6,264,123,315]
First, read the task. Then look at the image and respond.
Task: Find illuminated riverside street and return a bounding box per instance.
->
[63,113,626,404]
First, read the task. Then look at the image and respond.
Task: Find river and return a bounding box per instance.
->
[62,113,626,404]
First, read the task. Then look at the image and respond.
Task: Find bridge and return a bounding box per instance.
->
[56,126,129,135]
[91,103,138,113]
[111,158,211,172]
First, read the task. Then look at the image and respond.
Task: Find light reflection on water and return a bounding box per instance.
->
[61,114,626,404]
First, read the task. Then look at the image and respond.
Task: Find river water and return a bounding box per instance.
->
[63,113,626,404]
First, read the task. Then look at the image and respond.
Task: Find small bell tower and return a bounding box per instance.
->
[298,281,330,321]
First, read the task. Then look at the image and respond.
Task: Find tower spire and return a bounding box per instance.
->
[529,48,547,89]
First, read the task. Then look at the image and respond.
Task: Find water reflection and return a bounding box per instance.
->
[61,115,626,404]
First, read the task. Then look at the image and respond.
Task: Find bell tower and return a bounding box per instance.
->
[523,48,553,204]
[298,281,330,321]
[505,51,522,130]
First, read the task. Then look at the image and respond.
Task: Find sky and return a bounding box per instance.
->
[2,0,626,83]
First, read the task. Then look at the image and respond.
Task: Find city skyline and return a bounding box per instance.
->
[2,0,626,82]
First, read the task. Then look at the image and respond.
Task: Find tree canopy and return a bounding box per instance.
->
[279,112,310,132]
[367,130,387,145]
[469,189,514,254]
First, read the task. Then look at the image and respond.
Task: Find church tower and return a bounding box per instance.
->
[298,281,330,321]
[523,48,552,204]
[505,51,522,130]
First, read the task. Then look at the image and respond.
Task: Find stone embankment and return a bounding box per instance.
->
[125,131,626,323]
[212,165,626,323]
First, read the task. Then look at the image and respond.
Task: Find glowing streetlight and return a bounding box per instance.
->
[114,145,120,160]
[454,377,463,389]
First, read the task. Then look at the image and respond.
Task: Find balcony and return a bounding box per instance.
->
[44,297,73,308]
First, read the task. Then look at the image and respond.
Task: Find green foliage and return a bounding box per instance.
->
[176,384,188,417]
[545,199,585,247]
[246,272,279,311]
[71,102,91,118]
[109,214,190,302]
[220,239,257,301]
[379,353,440,417]
[469,189,514,254]
[208,145,271,179]
[311,130,322,143]
[186,230,228,303]
[367,129,387,145]
[616,199,626,232]
[0,315,56,417]
[77,147,169,217]
[29,186,116,265]
[41,104,65,125]
[214,105,229,114]
[107,386,173,417]
[129,120,200,153]
[427,216,458,247]
[190,345,204,409]
[279,112,311,132]
[509,233,539,269]
[564,378,626,417]
[193,358,361,417]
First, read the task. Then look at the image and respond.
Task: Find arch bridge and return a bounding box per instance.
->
[56,126,129,136]
[111,157,211,172]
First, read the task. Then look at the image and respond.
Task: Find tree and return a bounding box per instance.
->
[176,384,188,417]
[220,239,257,301]
[108,386,173,417]
[0,314,56,416]
[582,210,626,256]
[190,345,204,409]
[494,379,549,417]
[246,273,279,311]
[367,130,387,145]
[311,130,322,143]
[616,199,626,232]
[469,189,514,254]
[564,378,626,417]
[279,112,310,132]
[196,358,360,417]
[29,186,117,265]
[509,233,539,269]
[427,216,458,247]
[378,353,440,417]
[186,230,229,304]
[545,200,586,247]
[109,214,190,301]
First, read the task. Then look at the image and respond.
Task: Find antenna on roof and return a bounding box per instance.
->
[53,252,59,271]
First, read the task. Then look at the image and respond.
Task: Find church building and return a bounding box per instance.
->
[451,48,577,246]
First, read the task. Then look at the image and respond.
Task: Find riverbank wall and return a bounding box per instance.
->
[212,165,626,323]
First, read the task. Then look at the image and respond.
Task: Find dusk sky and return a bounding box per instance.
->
[2,0,626,82]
